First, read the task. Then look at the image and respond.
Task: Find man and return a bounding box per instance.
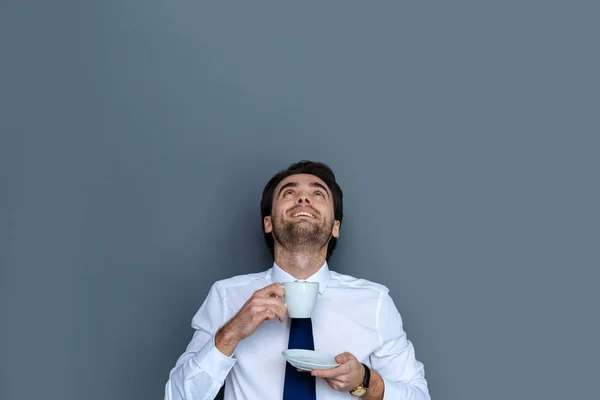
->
[165,161,430,400]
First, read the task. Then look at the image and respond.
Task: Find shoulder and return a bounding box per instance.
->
[328,270,390,296]
[211,270,270,294]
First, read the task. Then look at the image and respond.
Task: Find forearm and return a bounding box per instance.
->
[215,324,240,356]
[165,335,236,400]
[370,372,430,400]
[165,357,218,400]
[371,293,430,399]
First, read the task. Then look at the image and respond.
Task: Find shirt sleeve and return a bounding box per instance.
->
[164,282,237,400]
[370,291,431,400]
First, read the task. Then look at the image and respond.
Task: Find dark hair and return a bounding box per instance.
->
[260,161,344,261]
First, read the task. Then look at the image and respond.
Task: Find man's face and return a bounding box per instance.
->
[264,174,340,251]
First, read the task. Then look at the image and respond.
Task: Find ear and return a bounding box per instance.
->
[331,220,340,238]
[264,216,273,233]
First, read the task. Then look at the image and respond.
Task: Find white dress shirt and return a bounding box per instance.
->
[164,262,430,400]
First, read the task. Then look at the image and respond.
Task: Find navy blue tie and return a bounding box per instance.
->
[283,318,316,400]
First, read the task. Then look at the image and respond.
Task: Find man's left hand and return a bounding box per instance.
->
[311,352,364,392]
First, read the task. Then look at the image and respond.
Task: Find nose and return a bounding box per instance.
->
[296,192,311,205]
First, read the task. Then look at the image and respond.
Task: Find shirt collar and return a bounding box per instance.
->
[270,261,330,295]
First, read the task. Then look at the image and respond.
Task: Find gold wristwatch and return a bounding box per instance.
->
[350,363,370,397]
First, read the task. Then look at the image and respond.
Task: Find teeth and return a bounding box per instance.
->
[293,212,314,218]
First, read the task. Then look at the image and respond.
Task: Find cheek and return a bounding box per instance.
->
[273,200,293,215]
[322,205,335,219]
[270,209,285,224]
[273,205,285,217]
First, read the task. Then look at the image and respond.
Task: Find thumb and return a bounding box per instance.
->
[335,353,350,364]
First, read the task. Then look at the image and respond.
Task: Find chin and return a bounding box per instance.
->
[286,221,314,231]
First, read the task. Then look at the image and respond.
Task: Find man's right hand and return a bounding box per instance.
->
[215,282,287,356]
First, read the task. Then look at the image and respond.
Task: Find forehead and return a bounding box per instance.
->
[275,173,331,193]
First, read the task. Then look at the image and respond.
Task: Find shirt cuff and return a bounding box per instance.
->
[191,335,237,383]
[383,375,412,400]
[381,376,430,400]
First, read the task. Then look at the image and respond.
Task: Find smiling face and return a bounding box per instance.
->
[264,174,340,254]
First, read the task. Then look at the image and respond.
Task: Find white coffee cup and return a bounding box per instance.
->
[282,281,319,318]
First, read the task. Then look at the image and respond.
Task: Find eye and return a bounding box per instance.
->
[283,189,294,196]
[314,190,324,197]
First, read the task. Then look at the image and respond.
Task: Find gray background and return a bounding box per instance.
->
[1,1,598,400]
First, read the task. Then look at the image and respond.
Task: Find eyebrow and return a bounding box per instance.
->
[278,182,298,196]
[278,181,331,197]
[309,182,330,196]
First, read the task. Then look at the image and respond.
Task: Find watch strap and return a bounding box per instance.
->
[361,363,371,388]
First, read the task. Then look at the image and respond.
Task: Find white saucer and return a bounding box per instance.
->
[282,349,339,371]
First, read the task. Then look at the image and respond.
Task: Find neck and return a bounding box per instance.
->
[273,245,327,280]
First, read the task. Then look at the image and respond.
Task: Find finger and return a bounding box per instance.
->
[246,304,267,317]
[311,364,347,379]
[257,308,277,322]
[251,297,287,321]
[325,378,337,390]
[269,284,284,299]
[324,377,346,391]
[268,304,287,322]
[257,305,288,324]
[323,374,348,384]
[252,296,286,308]
[257,282,285,298]
[335,353,348,364]
[335,352,354,364]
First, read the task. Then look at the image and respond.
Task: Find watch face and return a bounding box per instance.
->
[351,387,367,397]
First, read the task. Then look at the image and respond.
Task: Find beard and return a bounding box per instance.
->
[271,214,334,253]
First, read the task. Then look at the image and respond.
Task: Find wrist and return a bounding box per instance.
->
[215,325,239,356]
[350,363,371,397]
[357,364,367,387]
